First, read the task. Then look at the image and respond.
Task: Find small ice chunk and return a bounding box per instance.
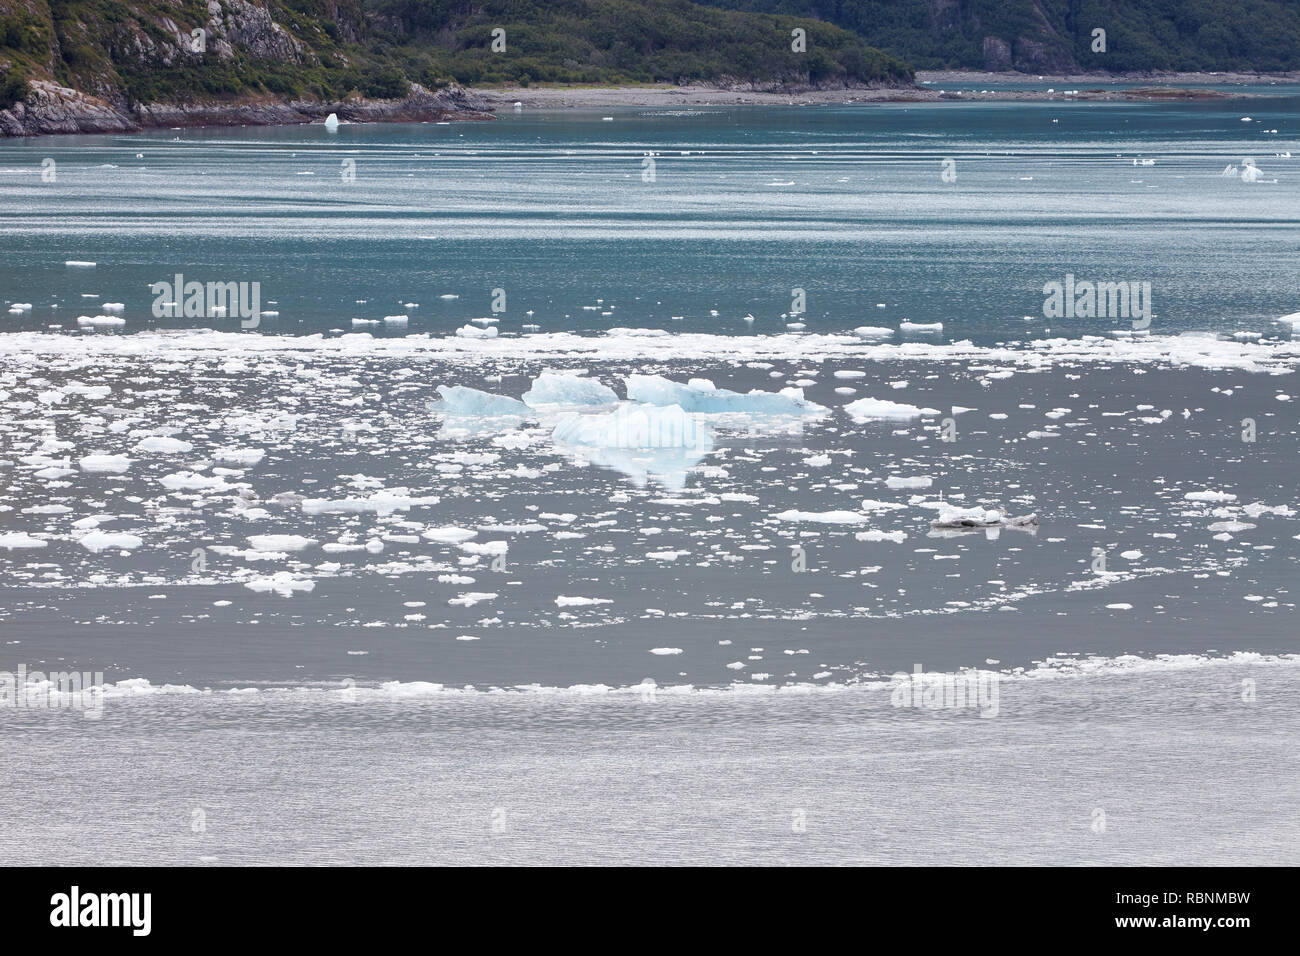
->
[246,572,315,597]
[134,436,193,454]
[774,510,869,524]
[159,471,229,491]
[855,530,907,543]
[78,530,143,552]
[1184,490,1237,503]
[884,476,931,489]
[844,397,938,421]
[455,324,498,338]
[214,448,265,465]
[248,535,317,552]
[423,526,478,544]
[78,453,132,473]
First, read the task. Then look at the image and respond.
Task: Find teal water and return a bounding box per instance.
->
[1,97,1297,343]
[0,97,1297,690]
[4,97,1299,866]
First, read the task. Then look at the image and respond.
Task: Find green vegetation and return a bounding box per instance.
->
[5,0,1288,113]
[0,66,28,108]
[0,0,910,111]
[699,0,1300,72]
[370,0,912,86]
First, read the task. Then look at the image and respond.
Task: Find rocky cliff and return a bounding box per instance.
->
[1,0,913,137]
[0,0,490,135]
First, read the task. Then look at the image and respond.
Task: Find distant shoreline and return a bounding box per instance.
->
[3,70,1297,140]
[476,71,1299,109]
[917,69,1300,86]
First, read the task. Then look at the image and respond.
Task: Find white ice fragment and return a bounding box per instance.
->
[773,510,869,524]
[844,397,938,421]
[247,535,317,552]
[1184,490,1237,503]
[854,530,907,543]
[214,447,265,465]
[159,471,229,491]
[884,475,931,489]
[133,436,193,454]
[78,453,132,473]
[78,530,143,552]
[449,592,497,607]
[245,572,315,597]
[423,526,478,544]
[455,324,498,338]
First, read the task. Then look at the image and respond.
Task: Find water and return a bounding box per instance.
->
[1,97,1296,342]
[1,96,1297,863]
[4,659,1298,865]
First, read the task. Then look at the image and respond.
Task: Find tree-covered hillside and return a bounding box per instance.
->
[698,0,1300,72]
[0,0,911,113]
[371,0,912,86]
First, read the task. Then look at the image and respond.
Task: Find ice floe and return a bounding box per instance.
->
[929,505,1039,530]
[246,572,316,597]
[522,371,618,408]
[774,510,870,525]
[434,384,529,417]
[626,374,826,416]
[844,397,939,421]
[3,329,1300,375]
[78,453,132,473]
[77,531,143,552]
[133,436,193,454]
[248,535,317,552]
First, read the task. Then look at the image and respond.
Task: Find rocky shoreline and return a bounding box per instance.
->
[474,81,1265,110]
[3,71,1295,139]
[0,81,493,138]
